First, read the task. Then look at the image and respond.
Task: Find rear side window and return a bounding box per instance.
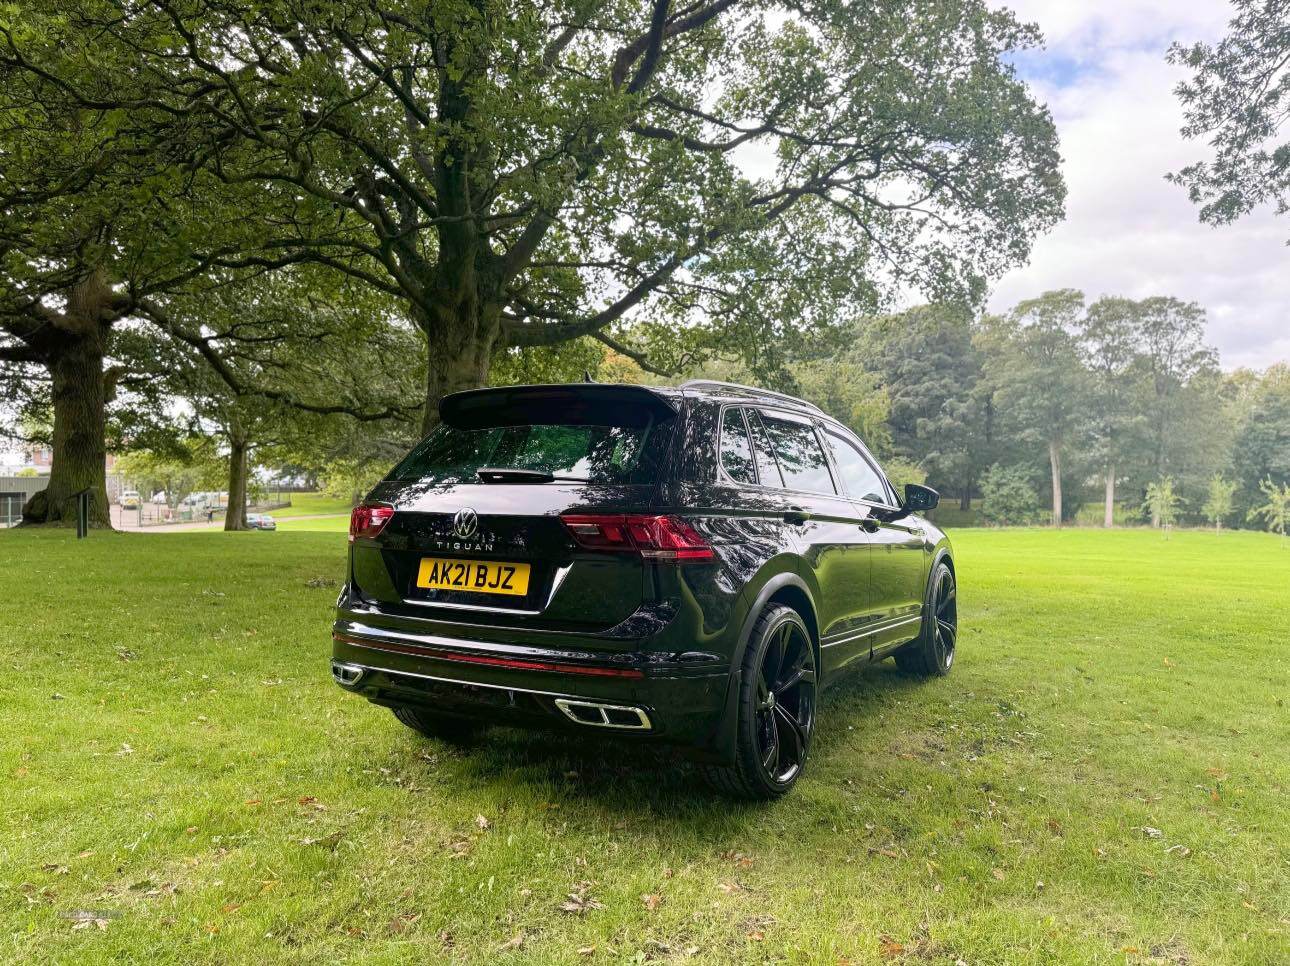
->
[719,408,757,484]
[746,410,784,487]
[390,419,673,485]
[757,412,837,494]
[826,430,890,504]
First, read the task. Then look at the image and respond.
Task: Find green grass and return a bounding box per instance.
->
[272,514,349,533]
[271,492,355,518]
[1,528,1287,964]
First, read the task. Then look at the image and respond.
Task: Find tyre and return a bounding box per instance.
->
[894,560,957,677]
[702,605,818,800]
[392,706,485,743]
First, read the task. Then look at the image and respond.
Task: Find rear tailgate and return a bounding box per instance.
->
[353,482,660,631]
[350,384,681,634]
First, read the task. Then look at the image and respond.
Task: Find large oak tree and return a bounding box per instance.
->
[49,0,1065,432]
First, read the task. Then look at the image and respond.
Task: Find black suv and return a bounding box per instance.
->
[332,381,956,798]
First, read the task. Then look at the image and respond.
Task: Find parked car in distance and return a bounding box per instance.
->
[119,490,140,509]
[331,381,955,799]
[246,513,277,531]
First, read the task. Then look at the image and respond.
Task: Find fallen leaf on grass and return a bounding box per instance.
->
[578,946,596,956]
[221,903,241,914]
[41,864,69,875]
[748,930,765,941]
[1165,844,1192,858]
[475,814,491,830]
[499,931,526,951]
[642,893,662,911]
[560,893,604,914]
[1141,826,1164,839]
[717,881,743,894]
[991,868,1006,881]
[878,936,904,958]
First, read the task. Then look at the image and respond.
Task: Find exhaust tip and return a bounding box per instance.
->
[331,661,366,687]
[554,698,651,731]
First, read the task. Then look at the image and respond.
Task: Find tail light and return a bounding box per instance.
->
[349,503,395,542]
[561,513,715,562]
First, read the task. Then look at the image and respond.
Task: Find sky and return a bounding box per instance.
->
[989,0,1288,370]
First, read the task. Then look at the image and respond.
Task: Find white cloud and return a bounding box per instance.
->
[988,1,1290,370]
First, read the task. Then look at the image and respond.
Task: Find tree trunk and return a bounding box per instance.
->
[1048,439,1063,528]
[224,434,250,531]
[19,279,112,528]
[960,486,971,512]
[1103,465,1115,528]
[416,298,501,435]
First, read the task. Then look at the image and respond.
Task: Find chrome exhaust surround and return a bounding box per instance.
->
[553,698,652,730]
[331,661,366,687]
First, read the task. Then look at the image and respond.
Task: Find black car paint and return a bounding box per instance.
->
[332,383,953,765]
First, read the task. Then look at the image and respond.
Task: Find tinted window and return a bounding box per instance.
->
[719,408,757,484]
[759,413,836,494]
[746,410,784,487]
[389,419,671,485]
[826,430,889,503]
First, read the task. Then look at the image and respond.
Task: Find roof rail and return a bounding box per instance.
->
[679,379,825,414]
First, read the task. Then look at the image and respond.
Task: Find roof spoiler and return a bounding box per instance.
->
[439,383,678,430]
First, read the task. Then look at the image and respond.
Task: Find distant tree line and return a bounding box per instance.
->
[744,292,1288,532]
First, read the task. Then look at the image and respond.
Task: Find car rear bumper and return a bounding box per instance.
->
[330,620,733,758]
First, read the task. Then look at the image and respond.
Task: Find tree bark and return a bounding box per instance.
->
[224,433,250,531]
[1103,464,1115,528]
[416,296,501,435]
[960,486,971,512]
[1048,439,1063,528]
[18,276,113,528]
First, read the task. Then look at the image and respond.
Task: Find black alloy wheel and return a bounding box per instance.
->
[929,565,957,671]
[702,605,817,799]
[895,561,957,677]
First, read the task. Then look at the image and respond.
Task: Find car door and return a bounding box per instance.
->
[821,426,928,655]
[749,409,874,677]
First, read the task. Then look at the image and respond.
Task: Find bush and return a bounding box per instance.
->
[979,463,1041,526]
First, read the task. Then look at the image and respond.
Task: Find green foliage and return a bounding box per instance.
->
[865,304,984,500]
[790,359,892,456]
[1201,475,1238,531]
[1248,477,1290,540]
[1170,1,1290,234]
[978,463,1041,526]
[1143,477,1183,532]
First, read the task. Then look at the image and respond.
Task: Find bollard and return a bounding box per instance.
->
[75,488,90,539]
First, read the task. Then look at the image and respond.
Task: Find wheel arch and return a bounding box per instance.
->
[703,570,820,767]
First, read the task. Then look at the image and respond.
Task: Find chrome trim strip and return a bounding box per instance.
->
[553,698,652,731]
[821,614,921,648]
[335,660,630,703]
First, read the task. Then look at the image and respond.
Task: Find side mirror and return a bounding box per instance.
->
[903,483,939,513]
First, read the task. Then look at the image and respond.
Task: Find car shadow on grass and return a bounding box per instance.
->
[394,658,936,826]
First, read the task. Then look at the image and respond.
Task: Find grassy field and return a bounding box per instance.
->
[1,528,1286,964]
[270,492,355,518]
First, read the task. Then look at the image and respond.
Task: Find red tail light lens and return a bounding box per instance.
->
[349,503,395,542]
[561,514,715,562]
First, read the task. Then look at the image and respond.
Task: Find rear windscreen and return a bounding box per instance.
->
[389,411,676,485]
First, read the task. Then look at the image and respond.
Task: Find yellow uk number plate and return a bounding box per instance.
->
[416,558,531,597]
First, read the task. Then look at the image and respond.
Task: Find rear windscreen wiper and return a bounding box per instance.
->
[476,467,557,484]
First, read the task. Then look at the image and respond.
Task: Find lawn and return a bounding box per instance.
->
[270,492,355,518]
[1,528,1286,964]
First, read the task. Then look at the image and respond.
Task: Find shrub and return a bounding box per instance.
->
[979,463,1041,526]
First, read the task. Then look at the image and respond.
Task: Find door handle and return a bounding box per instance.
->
[858,518,879,533]
[783,506,811,524]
